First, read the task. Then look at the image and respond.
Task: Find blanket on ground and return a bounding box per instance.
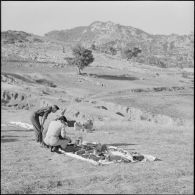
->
[59,142,159,165]
[4,122,159,165]
[7,122,33,130]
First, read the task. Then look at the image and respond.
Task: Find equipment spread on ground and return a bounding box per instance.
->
[58,142,158,165]
[6,121,159,165]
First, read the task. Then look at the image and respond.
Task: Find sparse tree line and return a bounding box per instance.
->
[90,43,142,59]
[64,43,143,75]
[65,42,172,75]
[62,38,193,73]
[90,43,118,56]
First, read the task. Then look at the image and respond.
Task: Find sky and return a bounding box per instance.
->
[1,1,194,36]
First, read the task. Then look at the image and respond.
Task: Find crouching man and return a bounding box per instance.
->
[44,116,71,150]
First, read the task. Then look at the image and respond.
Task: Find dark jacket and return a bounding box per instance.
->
[34,106,52,119]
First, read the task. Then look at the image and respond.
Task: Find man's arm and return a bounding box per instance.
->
[61,126,66,138]
[41,115,47,129]
[41,107,52,128]
[61,108,66,116]
[61,126,71,143]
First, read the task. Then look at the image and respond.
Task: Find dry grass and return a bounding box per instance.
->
[1,121,193,194]
[1,60,193,194]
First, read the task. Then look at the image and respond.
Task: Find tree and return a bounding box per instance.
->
[132,47,142,57]
[121,47,141,60]
[121,48,134,60]
[110,47,117,55]
[72,44,94,75]
[62,46,66,53]
[91,43,96,50]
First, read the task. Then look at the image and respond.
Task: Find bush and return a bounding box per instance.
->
[33,38,43,42]
[64,57,74,65]
[121,48,134,60]
[110,47,117,55]
[121,47,141,60]
[91,44,96,50]
[159,60,167,68]
[72,44,94,74]
[182,72,189,78]
[143,56,167,68]
[98,43,117,56]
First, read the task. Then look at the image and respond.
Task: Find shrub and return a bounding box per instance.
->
[64,57,74,65]
[121,47,141,60]
[182,72,189,78]
[133,47,142,57]
[159,60,167,68]
[62,46,66,53]
[121,48,134,60]
[72,44,94,74]
[91,43,96,50]
[33,38,43,42]
[110,47,117,55]
[147,56,167,68]
[99,44,117,55]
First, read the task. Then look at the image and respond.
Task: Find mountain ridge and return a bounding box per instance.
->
[1,21,194,68]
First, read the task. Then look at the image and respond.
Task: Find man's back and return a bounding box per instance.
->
[46,121,63,137]
[35,106,52,116]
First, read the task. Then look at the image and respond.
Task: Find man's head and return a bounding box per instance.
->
[52,105,59,113]
[57,116,68,126]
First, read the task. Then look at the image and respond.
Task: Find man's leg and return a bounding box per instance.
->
[41,127,50,148]
[42,126,48,140]
[57,139,70,150]
[44,136,69,151]
[30,114,42,143]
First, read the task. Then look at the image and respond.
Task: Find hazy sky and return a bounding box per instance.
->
[1,1,194,36]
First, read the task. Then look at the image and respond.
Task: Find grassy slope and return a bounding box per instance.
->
[1,59,194,194]
[1,122,193,194]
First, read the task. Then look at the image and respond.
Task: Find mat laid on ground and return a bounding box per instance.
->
[5,122,33,130]
[4,122,159,165]
[58,142,159,166]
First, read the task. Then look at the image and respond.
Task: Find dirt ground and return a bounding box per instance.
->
[1,59,194,194]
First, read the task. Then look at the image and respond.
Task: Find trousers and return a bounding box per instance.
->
[30,113,43,143]
[44,136,69,149]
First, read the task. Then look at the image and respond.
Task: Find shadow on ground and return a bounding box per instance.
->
[1,134,29,143]
[2,135,22,138]
[82,73,139,81]
[107,143,137,146]
[1,137,18,143]
[1,135,29,138]
[1,129,34,132]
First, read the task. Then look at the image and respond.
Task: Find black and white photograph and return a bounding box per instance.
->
[1,1,194,194]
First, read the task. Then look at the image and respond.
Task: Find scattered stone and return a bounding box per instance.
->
[95,106,108,110]
[116,112,124,117]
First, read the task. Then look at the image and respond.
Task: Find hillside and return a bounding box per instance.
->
[45,21,152,44]
[1,22,194,195]
[1,30,71,63]
[1,21,194,68]
[45,21,194,68]
[1,52,194,194]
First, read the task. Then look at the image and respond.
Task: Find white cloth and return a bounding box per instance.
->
[9,122,33,130]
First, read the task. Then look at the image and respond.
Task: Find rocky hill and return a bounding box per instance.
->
[1,21,194,68]
[45,21,194,68]
[45,21,152,45]
[1,30,71,63]
[1,30,44,44]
